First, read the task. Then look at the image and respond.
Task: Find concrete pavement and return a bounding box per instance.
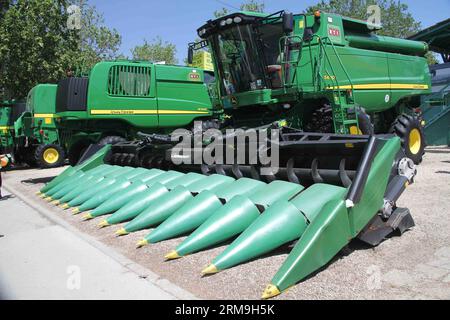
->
[0,190,187,300]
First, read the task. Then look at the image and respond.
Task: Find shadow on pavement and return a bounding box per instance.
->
[425,148,450,154]
[0,194,15,201]
[21,176,56,185]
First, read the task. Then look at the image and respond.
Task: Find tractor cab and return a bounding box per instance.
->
[190,11,293,108]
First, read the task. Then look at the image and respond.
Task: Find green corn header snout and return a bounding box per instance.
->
[38,131,417,299]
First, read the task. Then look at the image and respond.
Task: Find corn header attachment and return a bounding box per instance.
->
[37,128,416,299]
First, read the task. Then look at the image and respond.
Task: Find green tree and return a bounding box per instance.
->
[0,0,122,99]
[305,0,420,38]
[0,0,11,19]
[425,52,439,65]
[0,0,77,99]
[70,0,122,74]
[241,0,265,13]
[214,0,265,18]
[131,37,178,64]
[305,0,437,64]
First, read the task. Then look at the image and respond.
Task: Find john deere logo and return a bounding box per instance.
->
[231,96,238,106]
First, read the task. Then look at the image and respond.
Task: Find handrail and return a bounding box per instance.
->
[313,36,359,133]
[421,82,450,119]
[278,35,304,89]
[322,37,354,91]
[278,32,359,133]
[424,104,450,127]
[424,82,450,103]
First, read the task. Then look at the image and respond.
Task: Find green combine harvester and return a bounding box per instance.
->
[51,61,217,165]
[3,61,215,168]
[0,92,61,168]
[0,100,19,155]
[38,10,430,299]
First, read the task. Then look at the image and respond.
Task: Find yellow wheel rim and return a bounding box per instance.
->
[409,129,421,155]
[43,148,59,164]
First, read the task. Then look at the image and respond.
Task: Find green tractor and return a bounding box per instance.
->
[0,85,66,169]
[16,84,64,168]
[39,10,431,299]
[0,100,24,155]
[0,95,61,168]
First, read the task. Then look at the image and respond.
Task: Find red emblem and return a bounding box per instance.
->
[328,28,340,36]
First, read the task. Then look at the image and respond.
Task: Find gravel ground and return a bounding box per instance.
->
[2,147,450,300]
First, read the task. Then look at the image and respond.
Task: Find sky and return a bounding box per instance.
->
[89,0,450,63]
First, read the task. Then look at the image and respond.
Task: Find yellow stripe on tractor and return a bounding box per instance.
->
[34,113,55,118]
[90,109,210,115]
[326,83,429,90]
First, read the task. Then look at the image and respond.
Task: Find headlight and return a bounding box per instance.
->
[220,20,226,27]
[233,16,242,23]
[226,18,233,25]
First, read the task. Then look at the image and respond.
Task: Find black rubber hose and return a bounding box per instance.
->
[346,135,378,206]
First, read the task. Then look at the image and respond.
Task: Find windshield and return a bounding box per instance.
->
[208,22,284,95]
[209,24,266,95]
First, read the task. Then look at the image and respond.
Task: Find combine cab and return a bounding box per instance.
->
[37,10,428,298]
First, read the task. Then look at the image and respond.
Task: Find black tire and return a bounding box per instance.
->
[357,110,374,135]
[305,104,334,133]
[24,154,37,167]
[305,105,374,135]
[98,135,126,146]
[389,114,425,165]
[34,144,66,169]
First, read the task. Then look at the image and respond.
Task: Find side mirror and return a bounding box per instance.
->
[282,12,294,33]
[187,47,194,65]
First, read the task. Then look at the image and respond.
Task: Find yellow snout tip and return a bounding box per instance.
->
[83,213,93,220]
[44,197,53,202]
[201,264,218,275]
[71,207,80,215]
[261,284,281,299]
[51,200,60,206]
[115,228,129,236]
[164,251,181,260]
[98,220,110,228]
[136,239,148,248]
[60,203,69,209]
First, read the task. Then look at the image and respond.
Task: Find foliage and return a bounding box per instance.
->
[0,0,75,99]
[0,0,122,99]
[305,0,438,64]
[70,0,122,74]
[305,0,421,38]
[131,37,178,65]
[214,0,265,18]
